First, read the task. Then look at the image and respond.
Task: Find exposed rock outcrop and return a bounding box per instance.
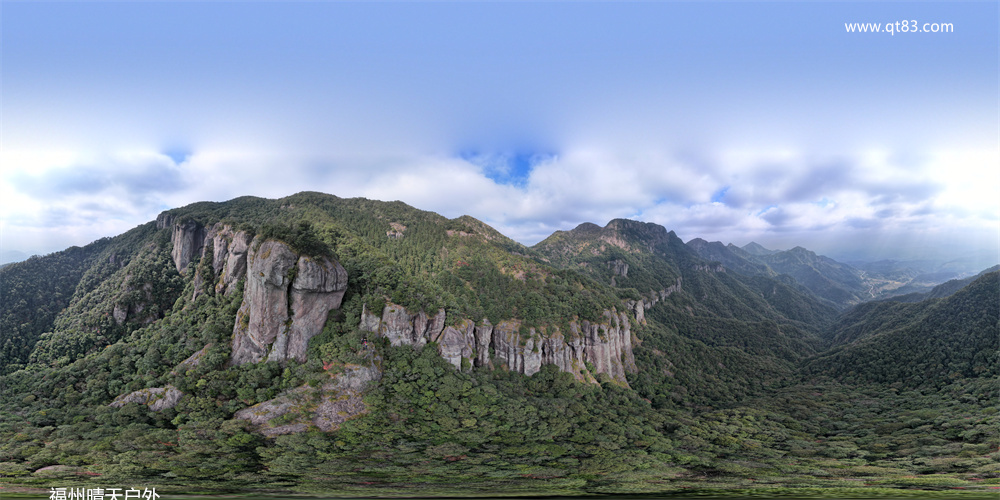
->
[386,222,406,240]
[170,220,206,275]
[361,303,445,348]
[155,213,174,229]
[360,303,637,385]
[609,259,629,277]
[111,281,154,325]
[186,223,254,300]
[113,304,128,324]
[235,364,379,437]
[208,225,254,296]
[693,263,726,273]
[171,344,212,375]
[230,238,347,365]
[625,299,645,324]
[438,319,478,369]
[642,277,683,310]
[110,385,183,411]
[160,214,253,293]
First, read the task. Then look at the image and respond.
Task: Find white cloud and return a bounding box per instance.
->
[1,144,997,264]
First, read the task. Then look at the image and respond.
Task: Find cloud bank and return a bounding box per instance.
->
[1,2,997,264]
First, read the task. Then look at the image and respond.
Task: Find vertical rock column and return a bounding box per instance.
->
[230,239,348,365]
[275,255,348,362]
[170,221,206,275]
[231,240,298,365]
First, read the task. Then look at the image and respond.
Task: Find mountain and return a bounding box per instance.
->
[688,239,869,310]
[885,265,1000,303]
[741,241,778,256]
[533,219,838,405]
[755,246,868,309]
[685,238,776,278]
[0,192,995,495]
[807,271,999,387]
[0,250,30,265]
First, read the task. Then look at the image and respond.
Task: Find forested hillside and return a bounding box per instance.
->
[0,192,996,496]
[805,271,999,386]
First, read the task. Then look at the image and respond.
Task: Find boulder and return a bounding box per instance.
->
[110,386,183,411]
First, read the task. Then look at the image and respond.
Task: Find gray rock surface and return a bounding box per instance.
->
[223,230,252,295]
[110,385,183,411]
[231,239,347,365]
[231,239,298,365]
[235,364,379,437]
[361,303,638,385]
[155,213,174,229]
[438,320,476,369]
[270,255,348,363]
[170,220,206,275]
[359,302,446,349]
[643,277,683,310]
[173,344,212,374]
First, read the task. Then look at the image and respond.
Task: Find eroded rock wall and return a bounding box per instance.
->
[234,364,379,437]
[162,216,254,296]
[361,303,446,348]
[170,221,206,275]
[230,238,347,365]
[360,302,638,385]
[110,386,183,412]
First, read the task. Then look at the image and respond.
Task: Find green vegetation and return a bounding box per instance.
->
[0,192,996,496]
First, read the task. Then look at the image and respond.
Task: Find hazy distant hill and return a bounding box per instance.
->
[741,241,779,256]
[0,249,29,265]
[686,240,868,310]
[685,238,776,278]
[881,265,1000,303]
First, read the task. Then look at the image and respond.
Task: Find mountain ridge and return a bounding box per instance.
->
[0,191,996,495]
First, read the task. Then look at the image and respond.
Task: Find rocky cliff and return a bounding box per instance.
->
[621,276,683,326]
[207,225,254,296]
[170,221,206,275]
[162,218,253,298]
[110,386,182,412]
[360,302,637,385]
[234,364,379,437]
[230,238,348,365]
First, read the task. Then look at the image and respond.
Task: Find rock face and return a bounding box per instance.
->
[159,214,254,295]
[170,220,206,275]
[609,259,629,277]
[230,238,348,365]
[235,364,379,437]
[360,303,637,385]
[172,344,212,375]
[625,299,645,324]
[156,212,174,229]
[362,303,446,348]
[112,281,154,325]
[692,263,726,273]
[643,277,682,310]
[110,386,183,411]
[210,225,254,296]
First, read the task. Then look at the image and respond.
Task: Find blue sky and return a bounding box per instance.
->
[2,1,997,265]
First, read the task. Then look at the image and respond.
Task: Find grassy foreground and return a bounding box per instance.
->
[4,475,1000,499]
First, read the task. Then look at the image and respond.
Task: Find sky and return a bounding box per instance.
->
[2,1,998,266]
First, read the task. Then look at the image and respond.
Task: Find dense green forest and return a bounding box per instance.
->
[1,192,997,497]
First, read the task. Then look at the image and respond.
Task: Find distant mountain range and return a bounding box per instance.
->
[683,238,992,310]
[0,250,30,266]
